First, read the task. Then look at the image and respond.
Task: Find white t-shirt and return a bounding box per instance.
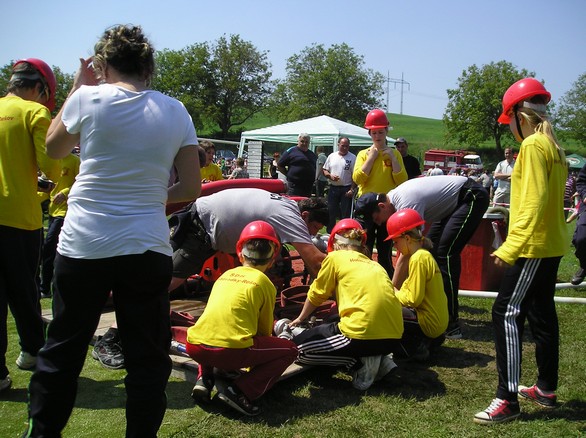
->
[58,84,198,258]
[494,159,515,194]
[323,151,356,186]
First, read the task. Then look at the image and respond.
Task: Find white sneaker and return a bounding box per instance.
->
[352,356,382,390]
[16,351,37,370]
[374,354,398,382]
[0,375,12,392]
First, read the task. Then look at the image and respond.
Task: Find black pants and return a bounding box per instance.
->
[492,257,561,402]
[327,185,352,233]
[40,215,64,294]
[26,251,172,438]
[572,203,586,268]
[0,225,45,379]
[365,221,394,279]
[427,180,489,323]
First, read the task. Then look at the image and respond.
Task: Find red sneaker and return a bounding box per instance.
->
[518,385,557,408]
[474,398,520,424]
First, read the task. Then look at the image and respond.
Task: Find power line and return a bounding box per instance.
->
[385,72,410,114]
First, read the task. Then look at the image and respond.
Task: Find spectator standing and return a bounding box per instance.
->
[322,137,356,232]
[478,169,493,194]
[394,137,421,179]
[228,157,249,179]
[200,140,223,183]
[315,146,328,197]
[427,163,444,176]
[269,152,280,179]
[0,58,61,393]
[570,163,586,285]
[492,147,515,206]
[39,151,80,298]
[186,221,297,416]
[474,79,567,424]
[353,109,407,278]
[277,133,317,197]
[25,25,201,437]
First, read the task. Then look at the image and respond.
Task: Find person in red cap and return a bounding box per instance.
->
[474,78,567,425]
[0,58,61,393]
[185,221,297,416]
[353,109,407,278]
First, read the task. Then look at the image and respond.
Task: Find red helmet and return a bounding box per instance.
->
[385,208,425,241]
[13,58,57,112]
[498,78,551,124]
[327,218,366,252]
[236,220,281,258]
[364,109,389,130]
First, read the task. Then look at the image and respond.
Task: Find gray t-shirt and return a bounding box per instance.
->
[194,188,313,253]
[388,176,468,223]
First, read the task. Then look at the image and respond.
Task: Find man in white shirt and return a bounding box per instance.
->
[493,148,515,206]
[322,137,357,232]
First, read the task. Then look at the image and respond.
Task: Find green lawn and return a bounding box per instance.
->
[2,225,585,437]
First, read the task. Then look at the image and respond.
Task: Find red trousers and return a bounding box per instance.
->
[186,336,298,400]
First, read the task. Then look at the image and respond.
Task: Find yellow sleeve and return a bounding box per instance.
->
[307,255,337,307]
[34,109,61,182]
[396,252,428,308]
[352,149,370,190]
[257,277,277,337]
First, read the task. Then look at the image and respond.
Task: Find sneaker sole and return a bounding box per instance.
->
[473,411,520,425]
[217,393,260,416]
[91,348,125,370]
[191,386,211,403]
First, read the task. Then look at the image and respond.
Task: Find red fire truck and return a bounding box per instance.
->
[423,149,483,174]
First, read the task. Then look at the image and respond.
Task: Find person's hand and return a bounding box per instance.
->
[289,318,303,328]
[490,253,511,268]
[73,57,98,90]
[52,192,67,205]
[367,147,379,158]
[330,174,340,182]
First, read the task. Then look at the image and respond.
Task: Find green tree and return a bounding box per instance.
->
[444,61,533,152]
[270,43,384,125]
[152,35,272,137]
[555,72,586,146]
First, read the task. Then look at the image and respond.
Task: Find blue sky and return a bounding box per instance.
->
[2,0,584,121]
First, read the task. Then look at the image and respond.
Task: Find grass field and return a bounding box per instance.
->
[1,224,586,437]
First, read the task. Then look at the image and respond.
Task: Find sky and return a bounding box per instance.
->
[1,0,584,121]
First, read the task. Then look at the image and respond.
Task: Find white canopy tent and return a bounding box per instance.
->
[238,115,395,155]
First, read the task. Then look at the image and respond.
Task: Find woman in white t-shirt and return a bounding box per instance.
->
[25,25,201,438]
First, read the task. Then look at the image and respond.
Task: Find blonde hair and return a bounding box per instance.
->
[333,228,370,256]
[402,228,433,251]
[93,25,155,85]
[517,96,565,161]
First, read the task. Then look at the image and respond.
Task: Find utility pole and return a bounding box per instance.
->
[385,72,410,115]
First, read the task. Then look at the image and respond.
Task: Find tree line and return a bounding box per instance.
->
[1,35,584,149]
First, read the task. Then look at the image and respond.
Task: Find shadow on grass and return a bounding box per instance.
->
[521,399,586,422]
[0,387,28,403]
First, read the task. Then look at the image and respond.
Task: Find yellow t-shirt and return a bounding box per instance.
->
[201,163,223,182]
[0,96,61,230]
[395,249,448,338]
[352,147,408,197]
[187,266,276,348]
[49,153,80,218]
[493,132,568,264]
[308,250,404,340]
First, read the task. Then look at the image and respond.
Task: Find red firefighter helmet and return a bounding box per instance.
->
[327,218,366,252]
[364,109,389,130]
[385,208,425,241]
[498,78,551,124]
[236,220,281,258]
[13,58,57,112]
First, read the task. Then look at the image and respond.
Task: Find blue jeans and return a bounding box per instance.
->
[327,185,352,232]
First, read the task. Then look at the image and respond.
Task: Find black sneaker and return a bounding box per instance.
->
[92,330,124,370]
[191,375,215,403]
[571,268,585,285]
[217,385,260,416]
[445,322,463,340]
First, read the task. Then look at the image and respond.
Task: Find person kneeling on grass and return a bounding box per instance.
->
[288,219,404,391]
[386,209,449,361]
[185,221,298,416]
